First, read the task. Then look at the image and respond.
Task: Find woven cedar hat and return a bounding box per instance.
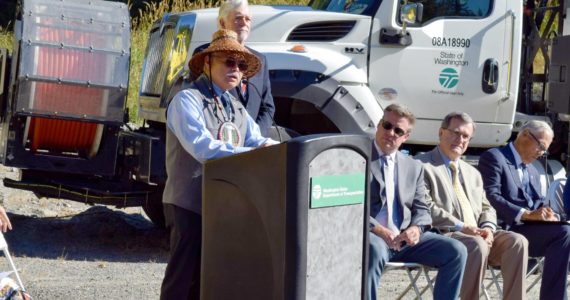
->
[189,29,261,79]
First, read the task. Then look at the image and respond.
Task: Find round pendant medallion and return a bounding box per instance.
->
[218,122,241,147]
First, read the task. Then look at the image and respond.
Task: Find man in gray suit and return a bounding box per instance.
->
[416,112,528,300]
[368,104,467,300]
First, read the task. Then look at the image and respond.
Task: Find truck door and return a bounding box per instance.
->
[369,0,522,146]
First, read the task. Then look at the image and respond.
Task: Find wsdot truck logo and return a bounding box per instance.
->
[439,68,459,88]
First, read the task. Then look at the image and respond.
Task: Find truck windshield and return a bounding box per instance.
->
[309,0,381,17]
[414,0,493,25]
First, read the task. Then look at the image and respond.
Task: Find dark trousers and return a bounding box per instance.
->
[368,231,467,300]
[512,223,570,300]
[160,204,202,300]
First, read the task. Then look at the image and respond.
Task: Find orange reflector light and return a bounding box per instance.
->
[289,44,307,53]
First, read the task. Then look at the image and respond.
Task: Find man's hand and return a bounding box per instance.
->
[0,206,12,233]
[522,207,558,222]
[371,224,398,250]
[460,225,482,236]
[393,226,421,251]
[479,228,494,247]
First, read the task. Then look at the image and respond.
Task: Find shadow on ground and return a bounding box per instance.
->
[2,206,169,263]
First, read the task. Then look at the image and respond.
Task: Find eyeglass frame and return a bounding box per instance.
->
[442,127,473,142]
[210,54,249,72]
[380,119,407,137]
[526,130,549,155]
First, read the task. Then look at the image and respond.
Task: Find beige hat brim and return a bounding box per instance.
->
[189,47,261,79]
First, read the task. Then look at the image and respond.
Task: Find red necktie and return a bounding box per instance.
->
[241,81,247,96]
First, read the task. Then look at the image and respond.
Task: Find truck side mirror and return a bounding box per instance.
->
[381,3,423,46]
[400,3,423,25]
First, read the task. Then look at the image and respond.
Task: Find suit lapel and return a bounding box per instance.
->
[502,146,525,191]
[370,147,385,205]
[528,165,543,199]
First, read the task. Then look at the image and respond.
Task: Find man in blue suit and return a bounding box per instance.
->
[478,120,570,299]
[192,0,275,136]
[368,103,467,300]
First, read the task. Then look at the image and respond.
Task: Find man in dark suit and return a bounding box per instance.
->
[193,0,275,136]
[368,103,467,300]
[478,120,570,299]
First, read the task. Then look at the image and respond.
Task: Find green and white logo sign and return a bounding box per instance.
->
[439,68,459,88]
[310,173,365,208]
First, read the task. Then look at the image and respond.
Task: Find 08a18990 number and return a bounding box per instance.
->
[431,37,470,48]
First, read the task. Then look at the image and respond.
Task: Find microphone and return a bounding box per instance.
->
[240,79,283,142]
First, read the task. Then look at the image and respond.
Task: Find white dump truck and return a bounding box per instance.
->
[1,0,569,226]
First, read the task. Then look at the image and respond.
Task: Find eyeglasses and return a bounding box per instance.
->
[380,120,406,137]
[213,55,248,72]
[443,128,472,141]
[527,130,548,154]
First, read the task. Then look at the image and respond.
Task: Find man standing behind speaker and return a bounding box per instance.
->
[193,0,276,136]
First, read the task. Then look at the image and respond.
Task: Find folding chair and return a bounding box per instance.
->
[481,265,502,299]
[0,232,24,291]
[384,262,434,300]
[526,256,545,294]
[482,179,567,298]
[479,256,545,299]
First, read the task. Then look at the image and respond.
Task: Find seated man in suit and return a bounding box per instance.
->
[478,120,570,299]
[416,112,528,300]
[368,103,467,300]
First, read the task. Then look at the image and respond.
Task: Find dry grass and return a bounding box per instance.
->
[0,24,12,53]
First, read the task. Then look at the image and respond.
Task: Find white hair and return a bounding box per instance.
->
[218,0,249,29]
[517,120,554,138]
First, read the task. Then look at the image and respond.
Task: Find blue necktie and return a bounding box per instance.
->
[220,93,232,117]
[521,164,534,208]
[378,155,400,233]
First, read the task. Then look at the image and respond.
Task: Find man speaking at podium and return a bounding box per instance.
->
[160,29,276,300]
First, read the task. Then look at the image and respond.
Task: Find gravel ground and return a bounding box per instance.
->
[0,166,169,299]
[0,166,562,299]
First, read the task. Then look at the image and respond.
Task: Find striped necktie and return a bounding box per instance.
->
[449,161,478,227]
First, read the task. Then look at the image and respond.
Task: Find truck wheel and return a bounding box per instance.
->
[143,186,166,228]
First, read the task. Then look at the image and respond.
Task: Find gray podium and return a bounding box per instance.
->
[201,134,371,300]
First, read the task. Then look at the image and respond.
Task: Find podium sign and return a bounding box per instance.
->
[310,173,366,208]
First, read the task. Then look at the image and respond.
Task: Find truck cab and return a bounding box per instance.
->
[140,0,523,149]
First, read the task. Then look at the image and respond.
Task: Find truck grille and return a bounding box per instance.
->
[140,25,176,96]
[287,21,356,42]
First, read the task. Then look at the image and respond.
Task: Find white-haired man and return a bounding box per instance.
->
[478,120,570,299]
[194,0,275,136]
